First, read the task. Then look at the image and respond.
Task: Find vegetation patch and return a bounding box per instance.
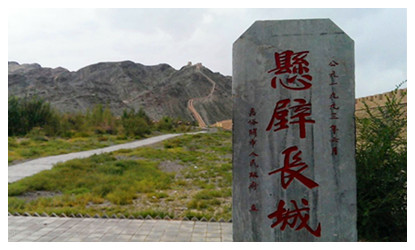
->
[8,95,197,164]
[8,135,136,164]
[8,130,233,221]
[356,85,406,241]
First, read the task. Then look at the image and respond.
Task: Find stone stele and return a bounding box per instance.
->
[232,19,356,242]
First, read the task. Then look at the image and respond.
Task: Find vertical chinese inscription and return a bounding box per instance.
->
[329,60,340,156]
[248,108,260,212]
[266,50,321,237]
[233,19,356,242]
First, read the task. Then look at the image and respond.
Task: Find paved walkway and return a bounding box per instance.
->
[8,132,205,183]
[8,216,232,242]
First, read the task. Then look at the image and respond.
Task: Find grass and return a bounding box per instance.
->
[8,130,233,220]
[8,135,138,165]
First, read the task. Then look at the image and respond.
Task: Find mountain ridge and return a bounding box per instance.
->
[8,61,232,125]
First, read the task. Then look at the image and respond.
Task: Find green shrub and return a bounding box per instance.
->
[356,83,407,241]
[157,116,174,131]
[8,94,190,140]
[106,189,137,205]
[121,108,152,137]
[8,95,56,136]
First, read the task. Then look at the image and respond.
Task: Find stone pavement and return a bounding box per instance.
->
[8,131,206,183]
[8,216,233,242]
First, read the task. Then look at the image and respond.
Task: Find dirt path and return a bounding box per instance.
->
[187,66,216,128]
[8,132,206,183]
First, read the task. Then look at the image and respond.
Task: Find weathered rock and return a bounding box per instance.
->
[8,61,232,125]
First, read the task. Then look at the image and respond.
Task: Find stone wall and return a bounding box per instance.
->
[355,88,407,118]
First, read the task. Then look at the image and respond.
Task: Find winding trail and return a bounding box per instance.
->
[187,66,217,128]
[8,132,205,183]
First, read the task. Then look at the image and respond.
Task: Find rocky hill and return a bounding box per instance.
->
[8,61,232,125]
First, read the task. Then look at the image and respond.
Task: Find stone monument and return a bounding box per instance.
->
[232,19,356,241]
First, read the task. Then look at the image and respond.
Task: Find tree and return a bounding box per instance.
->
[157,116,174,131]
[8,95,56,136]
[121,108,152,137]
[88,104,118,134]
[356,82,407,241]
[8,96,22,135]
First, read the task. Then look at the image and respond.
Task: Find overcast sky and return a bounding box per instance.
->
[8,8,407,98]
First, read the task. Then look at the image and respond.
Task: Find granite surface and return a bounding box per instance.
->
[232,19,356,241]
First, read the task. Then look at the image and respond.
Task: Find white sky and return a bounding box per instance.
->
[7,7,407,98]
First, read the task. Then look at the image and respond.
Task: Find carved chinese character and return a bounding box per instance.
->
[249,108,257,117]
[249,152,259,157]
[249,128,257,137]
[267,50,312,90]
[330,70,338,78]
[268,199,321,237]
[250,204,259,212]
[330,125,338,135]
[249,172,259,178]
[332,147,338,156]
[249,181,258,191]
[266,99,315,139]
[331,137,339,143]
[249,138,257,148]
[250,159,259,168]
[329,60,339,67]
[329,92,339,99]
[330,103,339,110]
[268,146,319,189]
[248,119,258,126]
